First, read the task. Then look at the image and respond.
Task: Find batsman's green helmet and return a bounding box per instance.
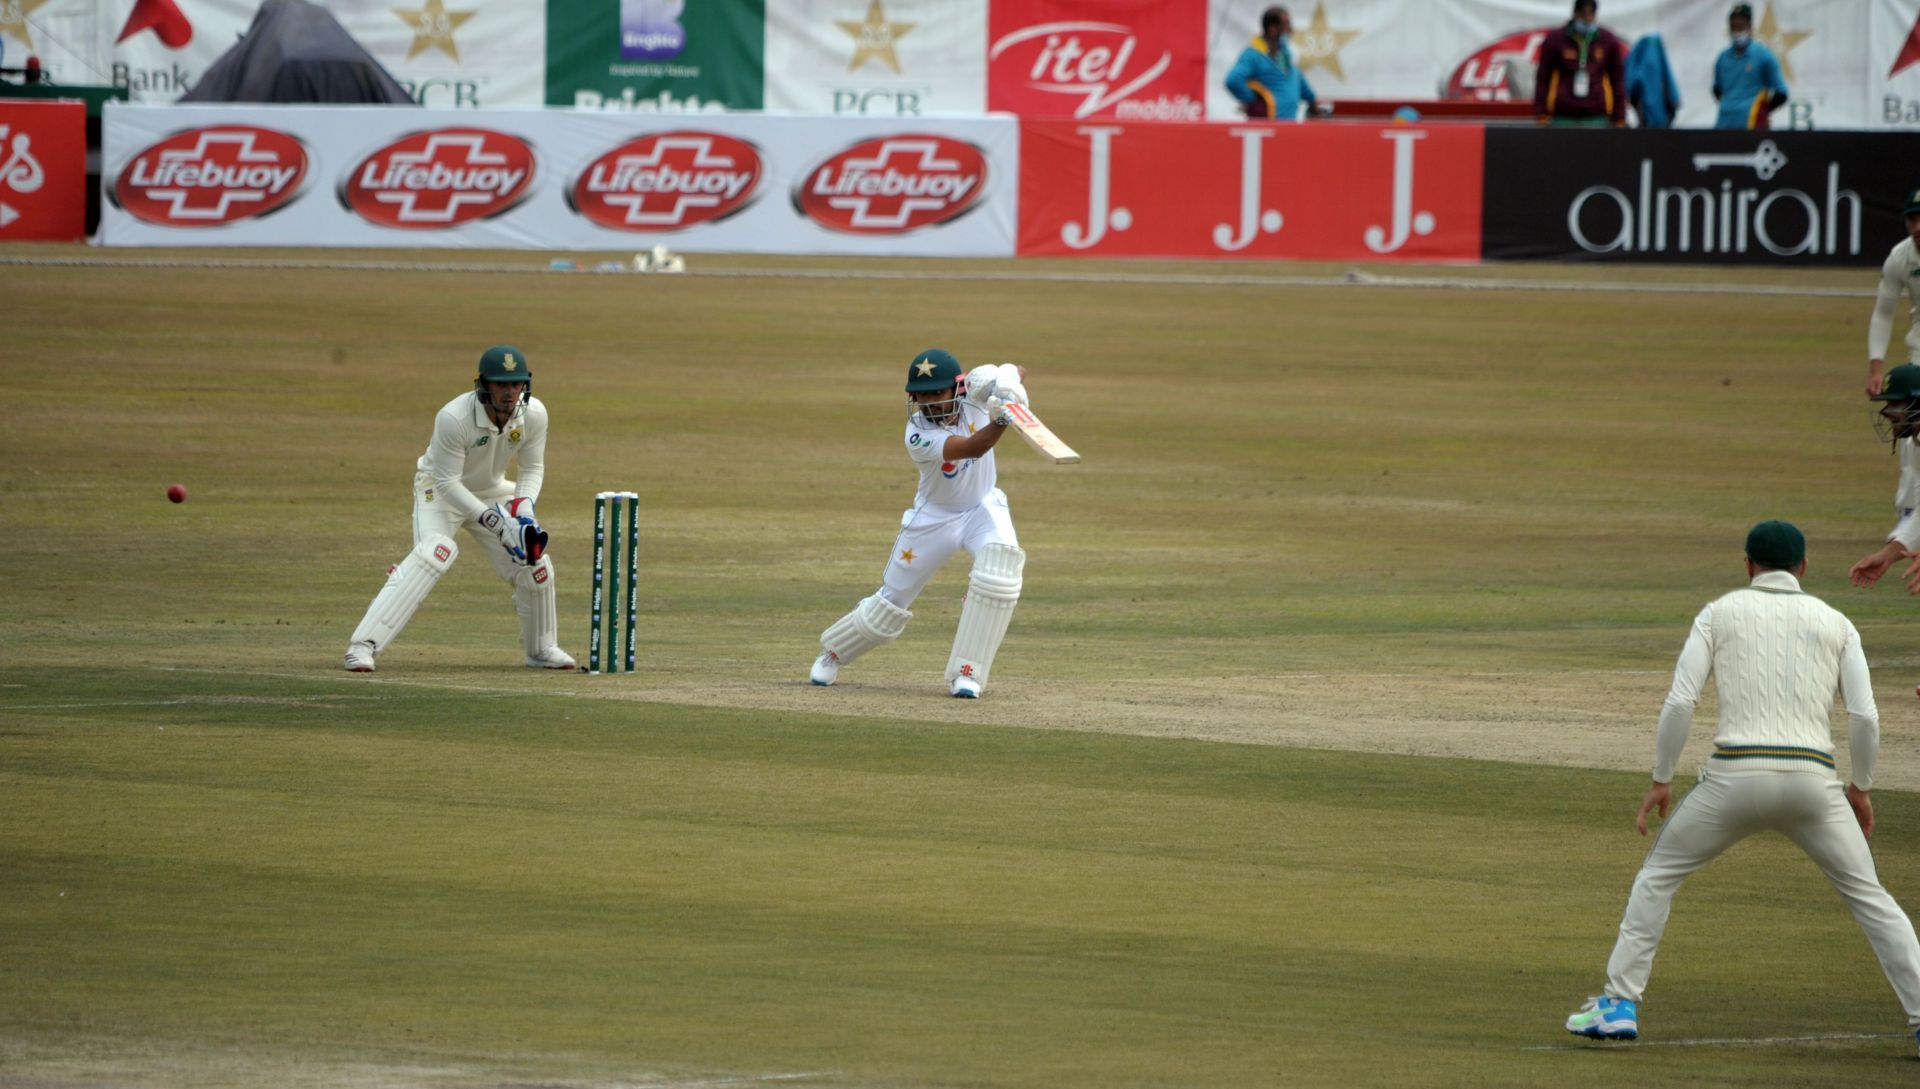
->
[1873,363,1920,402]
[1904,186,1920,217]
[905,348,962,392]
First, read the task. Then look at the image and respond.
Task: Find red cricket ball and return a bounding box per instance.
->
[166,484,187,504]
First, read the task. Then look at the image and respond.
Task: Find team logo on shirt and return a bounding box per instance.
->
[509,428,522,443]
[424,488,435,501]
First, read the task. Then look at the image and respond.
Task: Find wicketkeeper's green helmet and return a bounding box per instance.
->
[905,348,962,392]
[474,344,533,397]
[1873,363,1920,402]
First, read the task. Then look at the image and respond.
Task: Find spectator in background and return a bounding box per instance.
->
[1225,6,1330,122]
[1626,32,1680,128]
[1713,3,1788,129]
[1533,0,1626,127]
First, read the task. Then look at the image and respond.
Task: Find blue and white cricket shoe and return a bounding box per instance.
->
[1565,995,1638,1040]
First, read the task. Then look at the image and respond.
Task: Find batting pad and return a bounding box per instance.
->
[514,554,559,655]
[820,593,913,665]
[946,542,1025,688]
[351,534,458,651]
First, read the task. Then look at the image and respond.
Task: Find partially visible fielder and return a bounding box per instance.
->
[1566,521,1920,1051]
[344,345,575,673]
[809,349,1031,699]
[1850,364,1920,591]
[1866,185,1920,397]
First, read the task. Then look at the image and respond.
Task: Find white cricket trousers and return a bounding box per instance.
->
[876,489,1018,609]
[1605,765,1920,1025]
[412,471,523,581]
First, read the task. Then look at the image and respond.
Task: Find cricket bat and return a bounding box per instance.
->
[1001,402,1080,464]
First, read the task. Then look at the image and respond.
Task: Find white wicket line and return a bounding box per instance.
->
[624,1074,831,1088]
[1526,1031,1907,1051]
[0,253,1873,300]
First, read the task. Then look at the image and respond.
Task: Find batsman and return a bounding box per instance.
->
[809,349,1032,698]
[343,345,574,673]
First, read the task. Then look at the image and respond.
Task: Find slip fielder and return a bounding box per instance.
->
[1566,522,1920,1050]
[809,349,1031,699]
[343,345,574,673]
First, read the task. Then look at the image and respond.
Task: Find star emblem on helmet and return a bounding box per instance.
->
[915,360,935,377]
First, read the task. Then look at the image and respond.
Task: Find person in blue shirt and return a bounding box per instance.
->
[1712,3,1788,129]
[1224,6,1329,122]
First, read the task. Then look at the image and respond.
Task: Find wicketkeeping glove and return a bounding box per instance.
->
[506,499,548,561]
[476,503,539,564]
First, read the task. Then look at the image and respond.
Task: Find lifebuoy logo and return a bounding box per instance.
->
[569,131,762,232]
[1447,29,1549,101]
[112,126,308,226]
[795,136,987,234]
[341,128,535,229]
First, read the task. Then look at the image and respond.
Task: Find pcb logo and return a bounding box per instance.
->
[795,135,986,234]
[569,131,762,232]
[341,128,535,229]
[112,126,309,226]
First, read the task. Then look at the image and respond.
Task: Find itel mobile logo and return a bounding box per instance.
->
[796,136,986,234]
[341,128,534,228]
[570,131,761,231]
[990,21,1195,120]
[113,126,308,226]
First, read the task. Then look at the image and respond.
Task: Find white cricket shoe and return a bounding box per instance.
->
[809,652,840,686]
[526,646,578,670]
[344,641,377,673]
[950,676,982,699]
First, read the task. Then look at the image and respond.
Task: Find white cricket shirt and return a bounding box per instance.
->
[1870,236,1920,365]
[903,402,996,520]
[414,392,548,522]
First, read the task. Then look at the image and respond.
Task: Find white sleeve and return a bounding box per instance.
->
[1840,620,1880,790]
[1871,249,1903,361]
[425,408,486,522]
[905,425,946,465]
[513,399,548,503]
[1652,605,1713,783]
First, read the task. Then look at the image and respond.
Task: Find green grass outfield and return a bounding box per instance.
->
[4,248,1919,1087]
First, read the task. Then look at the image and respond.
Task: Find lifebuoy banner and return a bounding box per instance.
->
[0,100,86,242]
[1018,119,1483,261]
[100,103,1017,255]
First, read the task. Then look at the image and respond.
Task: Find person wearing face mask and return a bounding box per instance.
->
[1224,5,1330,122]
[1712,3,1789,129]
[1532,0,1626,127]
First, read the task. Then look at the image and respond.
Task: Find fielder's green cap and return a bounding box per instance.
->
[476,344,532,382]
[905,348,962,392]
[1873,362,1920,401]
[1905,186,1920,216]
[1745,519,1805,570]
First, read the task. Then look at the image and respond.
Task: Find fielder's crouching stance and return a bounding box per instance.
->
[810,349,1030,699]
[343,345,575,673]
[1566,521,1920,1052]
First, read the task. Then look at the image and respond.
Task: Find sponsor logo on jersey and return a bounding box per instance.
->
[795,135,987,234]
[941,460,961,478]
[341,128,535,229]
[112,126,309,226]
[476,436,490,446]
[570,131,763,232]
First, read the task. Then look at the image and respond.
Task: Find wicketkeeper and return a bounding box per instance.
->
[809,349,1031,698]
[343,345,574,673]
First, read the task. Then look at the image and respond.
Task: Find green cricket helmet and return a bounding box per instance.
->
[905,348,962,392]
[474,344,532,400]
[1872,363,1920,445]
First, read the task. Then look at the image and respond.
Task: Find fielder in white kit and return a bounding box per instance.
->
[343,345,574,673]
[1566,521,1920,1052]
[1849,364,1920,591]
[1864,186,1920,397]
[809,348,1031,699]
